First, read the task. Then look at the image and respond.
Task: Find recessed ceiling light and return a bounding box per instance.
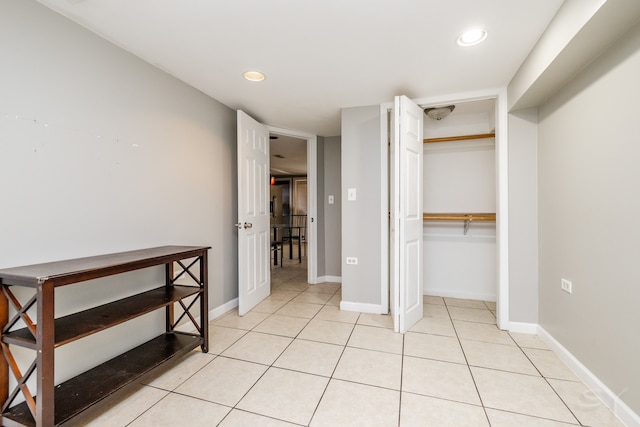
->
[243,71,265,82]
[457,28,487,47]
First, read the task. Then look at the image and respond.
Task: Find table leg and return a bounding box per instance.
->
[289,229,293,259]
[274,228,279,266]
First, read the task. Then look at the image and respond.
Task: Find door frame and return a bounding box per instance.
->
[380,88,509,330]
[267,125,318,285]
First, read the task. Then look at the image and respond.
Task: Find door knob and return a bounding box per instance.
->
[244,222,253,229]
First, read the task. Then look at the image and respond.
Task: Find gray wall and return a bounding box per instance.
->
[507,109,539,323]
[323,136,342,278]
[341,106,383,308]
[1,0,237,382]
[316,137,326,277]
[315,136,342,280]
[538,23,640,414]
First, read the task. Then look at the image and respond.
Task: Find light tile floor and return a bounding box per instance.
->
[79,256,626,426]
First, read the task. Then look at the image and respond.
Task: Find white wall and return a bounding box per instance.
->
[1,0,237,384]
[422,106,497,301]
[538,22,640,417]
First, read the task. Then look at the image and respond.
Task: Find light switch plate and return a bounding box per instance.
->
[348,188,356,201]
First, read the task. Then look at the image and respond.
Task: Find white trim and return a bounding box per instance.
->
[508,321,538,334]
[209,297,239,320]
[267,125,318,284]
[379,104,390,316]
[176,297,239,332]
[538,326,640,427]
[495,89,509,330]
[307,135,318,284]
[316,275,342,283]
[340,301,384,314]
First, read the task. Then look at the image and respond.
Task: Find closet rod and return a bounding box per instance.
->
[423,133,495,144]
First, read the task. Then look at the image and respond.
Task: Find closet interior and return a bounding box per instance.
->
[422,99,497,302]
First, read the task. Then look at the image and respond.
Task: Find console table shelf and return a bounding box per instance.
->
[0,245,210,426]
[2,286,202,348]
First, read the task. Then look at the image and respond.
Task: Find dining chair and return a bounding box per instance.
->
[271,239,283,267]
[282,215,305,263]
[291,214,307,256]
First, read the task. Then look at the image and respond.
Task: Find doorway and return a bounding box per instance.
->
[269,133,310,277]
[236,110,319,315]
[383,91,509,331]
[421,99,498,305]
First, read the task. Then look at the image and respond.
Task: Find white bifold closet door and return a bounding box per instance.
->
[390,95,424,333]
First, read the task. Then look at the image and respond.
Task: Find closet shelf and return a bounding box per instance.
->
[423,213,496,235]
[423,133,495,144]
[422,213,496,221]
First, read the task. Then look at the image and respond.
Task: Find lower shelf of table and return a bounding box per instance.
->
[2,332,204,427]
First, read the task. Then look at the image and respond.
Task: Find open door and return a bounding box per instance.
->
[237,110,270,315]
[390,96,424,333]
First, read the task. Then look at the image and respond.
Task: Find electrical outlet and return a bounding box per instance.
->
[561,278,572,294]
[346,257,358,265]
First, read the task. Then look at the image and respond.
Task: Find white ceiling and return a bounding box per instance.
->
[37,0,564,137]
[270,134,307,176]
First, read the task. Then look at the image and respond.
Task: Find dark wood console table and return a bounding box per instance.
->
[0,245,210,426]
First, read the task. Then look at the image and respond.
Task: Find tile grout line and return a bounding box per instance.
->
[397,331,406,427]
[306,310,360,426]
[442,296,586,426]
[507,331,583,426]
[445,299,493,426]
[227,274,346,426]
[208,264,314,426]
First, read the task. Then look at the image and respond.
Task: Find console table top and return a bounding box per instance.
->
[0,245,210,287]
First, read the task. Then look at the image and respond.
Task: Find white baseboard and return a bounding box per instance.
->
[424,287,496,302]
[209,298,238,320]
[508,321,538,334]
[538,326,639,427]
[340,301,383,314]
[317,275,342,283]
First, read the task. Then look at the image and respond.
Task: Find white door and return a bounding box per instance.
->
[237,110,270,315]
[390,96,424,333]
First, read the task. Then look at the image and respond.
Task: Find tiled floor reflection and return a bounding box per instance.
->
[78,254,626,426]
